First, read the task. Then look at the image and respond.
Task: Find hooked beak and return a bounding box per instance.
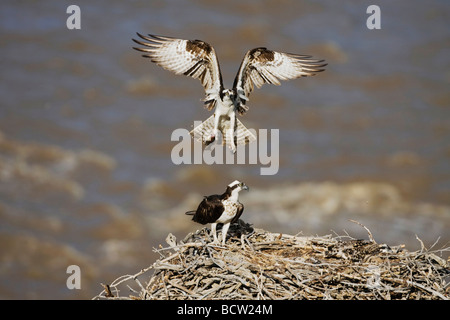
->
[241,183,249,191]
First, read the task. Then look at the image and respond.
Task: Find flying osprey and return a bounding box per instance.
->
[185,180,249,245]
[132,33,327,153]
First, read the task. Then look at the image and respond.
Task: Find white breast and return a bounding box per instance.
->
[215,94,234,117]
[216,200,239,224]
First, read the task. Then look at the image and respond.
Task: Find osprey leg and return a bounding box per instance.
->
[212,114,220,142]
[228,113,237,153]
[221,222,231,245]
[210,223,219,244]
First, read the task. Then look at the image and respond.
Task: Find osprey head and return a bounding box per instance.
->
[221,88,234,99]
[225,180,249,202]
[228,180,249,192]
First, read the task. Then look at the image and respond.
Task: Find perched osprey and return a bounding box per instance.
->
[185,180,249,245]
[132,33,327,153]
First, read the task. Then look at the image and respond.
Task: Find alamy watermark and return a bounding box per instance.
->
[171,122,279,176]
[367,5,381,30]
[67,5,381,31]
[66,265,81,290]
[66,5,81,30]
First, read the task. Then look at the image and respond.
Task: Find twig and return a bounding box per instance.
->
[349,219,376,243]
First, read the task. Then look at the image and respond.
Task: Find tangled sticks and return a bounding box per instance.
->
[94,222,449,300]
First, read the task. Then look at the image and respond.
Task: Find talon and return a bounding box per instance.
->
[205,134,215,146]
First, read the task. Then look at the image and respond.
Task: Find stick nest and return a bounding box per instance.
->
[94,221,449,300]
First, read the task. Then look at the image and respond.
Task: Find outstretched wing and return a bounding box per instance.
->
[233,47,327,114]
[132,33,224,110]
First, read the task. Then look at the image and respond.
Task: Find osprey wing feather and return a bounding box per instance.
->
[132,33,223,110]
[233,47,327,114]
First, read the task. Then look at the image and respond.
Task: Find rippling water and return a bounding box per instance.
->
[0,0,449,299]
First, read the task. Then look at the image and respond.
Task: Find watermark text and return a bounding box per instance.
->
[171,124,279,175]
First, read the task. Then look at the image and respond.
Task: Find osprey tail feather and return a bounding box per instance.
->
[190,115,256,150]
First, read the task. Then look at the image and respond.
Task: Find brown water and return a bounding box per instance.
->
[0,0,449,299]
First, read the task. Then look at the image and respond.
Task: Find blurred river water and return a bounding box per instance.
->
[0,0,449,299]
